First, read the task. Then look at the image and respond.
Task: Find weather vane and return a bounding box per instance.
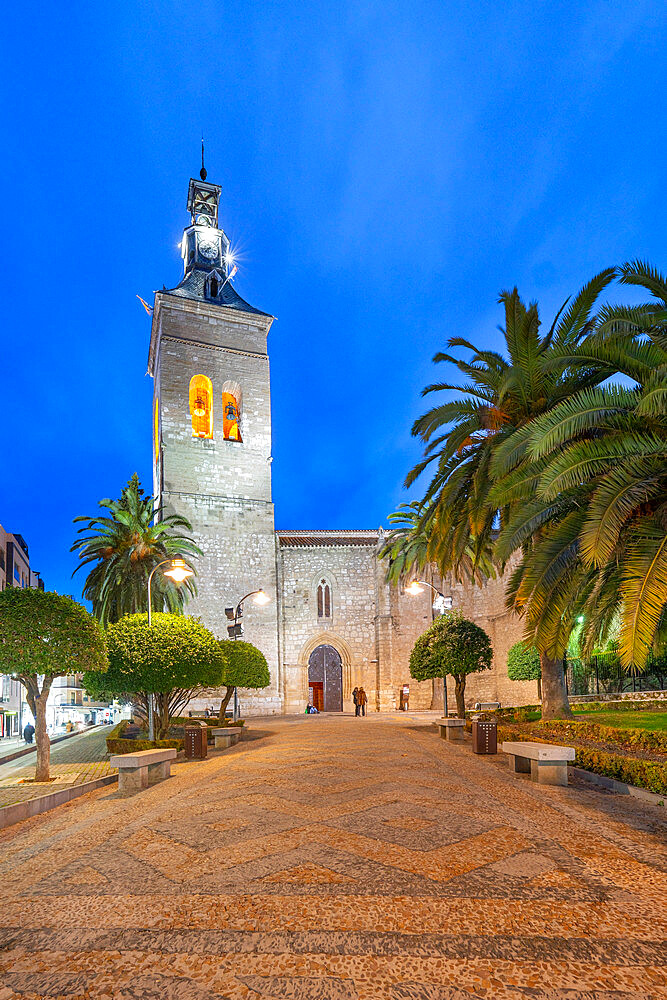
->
[200,137,207,181]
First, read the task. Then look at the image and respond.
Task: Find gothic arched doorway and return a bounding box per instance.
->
[308,644,343,712]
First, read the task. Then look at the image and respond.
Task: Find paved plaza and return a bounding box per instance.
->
[0,714,665,999]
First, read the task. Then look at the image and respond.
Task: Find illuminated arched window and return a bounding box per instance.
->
[221,380,242,442]
[317,578,332,619]
[189,374,213,438]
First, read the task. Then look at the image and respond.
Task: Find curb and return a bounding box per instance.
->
[570,766,665,806]
[0,772,118,830]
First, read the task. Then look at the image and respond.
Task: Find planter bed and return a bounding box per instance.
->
[494,720,667,796]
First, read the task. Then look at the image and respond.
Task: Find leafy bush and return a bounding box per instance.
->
[85,613,227,738]
[410,611,492,717]
[507,642,541,681]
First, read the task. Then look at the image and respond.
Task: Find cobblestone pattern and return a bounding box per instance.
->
[0,714,665,999]
[0,728,115,808]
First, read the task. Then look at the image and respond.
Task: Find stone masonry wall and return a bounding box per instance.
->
[278,543,380,714]
[154,295,282,717]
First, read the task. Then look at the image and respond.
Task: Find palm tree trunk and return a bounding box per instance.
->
[540,653,573,719]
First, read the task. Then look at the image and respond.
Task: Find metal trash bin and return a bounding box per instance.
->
[185,724,208,760]
[472,718,497,754]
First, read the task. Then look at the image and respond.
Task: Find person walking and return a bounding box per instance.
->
[352,687,360,717]
[358,687,368,717]
[23,722,35,744]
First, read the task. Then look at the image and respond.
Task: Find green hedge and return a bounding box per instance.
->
[107,737,183,754]
[105,720,183,755]
[171,717,245,728]
[526,719,667,753]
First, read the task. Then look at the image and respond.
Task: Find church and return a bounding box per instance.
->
[147,170,534,716]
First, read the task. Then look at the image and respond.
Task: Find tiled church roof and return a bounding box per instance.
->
[277,530,380,547]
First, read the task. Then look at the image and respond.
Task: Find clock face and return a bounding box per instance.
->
[199,240,218,260]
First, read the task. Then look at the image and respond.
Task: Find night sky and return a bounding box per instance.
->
[1,2,665,600]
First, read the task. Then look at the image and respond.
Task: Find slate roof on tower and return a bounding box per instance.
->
[161,268,271,317]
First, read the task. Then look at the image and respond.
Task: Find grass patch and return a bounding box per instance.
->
[573,710,667,732]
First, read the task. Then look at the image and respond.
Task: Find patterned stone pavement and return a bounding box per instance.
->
[0,728,115,808]
[0,714,665,1000]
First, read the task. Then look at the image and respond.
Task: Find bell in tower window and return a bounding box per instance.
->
[221,380,242,442]
[189,375,214,439]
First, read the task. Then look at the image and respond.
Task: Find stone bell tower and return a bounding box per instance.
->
[147,164,282,714]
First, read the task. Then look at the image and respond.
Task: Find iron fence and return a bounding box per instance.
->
[564,651,667,697]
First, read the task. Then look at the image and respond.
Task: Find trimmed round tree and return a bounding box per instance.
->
[507,641,542,699]
[83,613,226,738]
[217,640,270,721]
[409,611,492,717]
[0,588,108,781]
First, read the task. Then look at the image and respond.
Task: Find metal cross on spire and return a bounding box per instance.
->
[200,137,207,181]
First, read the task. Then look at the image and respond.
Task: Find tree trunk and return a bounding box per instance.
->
[454,676,466,719]
[154,694,170,739]
[540,652,573,719]
[34,693,51,782]
[218,687,234,723]
[20,675,53,782]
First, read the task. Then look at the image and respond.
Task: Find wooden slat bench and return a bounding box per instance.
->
[434,718,466,742]
[502,741,575,787]
[109,748,177,796]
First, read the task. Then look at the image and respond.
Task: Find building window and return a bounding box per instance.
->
[317,579,332,619]
[205,271,223,299]
[189,375,214,439]
[221,380,242,442]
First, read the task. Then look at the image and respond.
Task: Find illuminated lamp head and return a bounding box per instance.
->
[163,559,194,584]
[253,590,271,606]
[405,581,424,596]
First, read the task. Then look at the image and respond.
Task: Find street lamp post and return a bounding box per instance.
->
[405,579,453,718]
[224,589,271,721]
[145,558,194,740]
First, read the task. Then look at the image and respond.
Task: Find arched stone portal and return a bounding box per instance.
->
[308,644,343,712]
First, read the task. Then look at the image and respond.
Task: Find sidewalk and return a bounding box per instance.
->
[0,727,115,808]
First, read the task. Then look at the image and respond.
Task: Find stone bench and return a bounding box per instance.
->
[109,748,177,796]
[474,701,500,711]
[502,741,575,787]
[211,727,244,749]
[434,718,466,742]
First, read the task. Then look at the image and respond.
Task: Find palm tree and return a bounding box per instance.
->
[71,474,201,624]
[380,501,493,587]
[407,272,616,718]
[502,261,667,673]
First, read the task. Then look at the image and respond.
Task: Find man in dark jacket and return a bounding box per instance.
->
[23,723,35,744]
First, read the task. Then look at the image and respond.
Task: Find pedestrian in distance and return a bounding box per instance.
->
[358,687,368,717]
[352,687,360,717]
[23,722,35,744]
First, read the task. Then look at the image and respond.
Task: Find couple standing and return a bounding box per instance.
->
[352,687,367,717]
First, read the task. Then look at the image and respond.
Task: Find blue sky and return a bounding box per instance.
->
[0,1,665,598]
